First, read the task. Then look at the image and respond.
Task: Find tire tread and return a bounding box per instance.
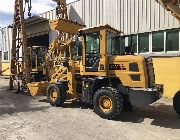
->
[173,91,180,116]
[47,84,66,107]
[93,87,123,120]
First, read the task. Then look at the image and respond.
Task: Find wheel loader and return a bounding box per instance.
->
[43,23,163,119]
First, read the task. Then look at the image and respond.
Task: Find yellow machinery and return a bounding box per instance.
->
[10,0,180,119]
[44,23,163,119]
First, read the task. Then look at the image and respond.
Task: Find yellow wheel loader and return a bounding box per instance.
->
[45,24,163,119]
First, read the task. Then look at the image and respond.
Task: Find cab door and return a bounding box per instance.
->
[85,32,100,72]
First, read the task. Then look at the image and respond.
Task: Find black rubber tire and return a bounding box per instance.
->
[173,91,180,116]
[47,84,66,107]
[93,87,123,120]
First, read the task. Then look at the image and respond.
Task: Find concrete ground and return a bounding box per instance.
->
[0,78,180,140]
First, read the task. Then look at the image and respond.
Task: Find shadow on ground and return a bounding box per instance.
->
[2,90,179,130]
[51,100,180,130]
[0,105,49,116]
[118,103,180,129]
[0,87,50,116]
[63,101,93,109]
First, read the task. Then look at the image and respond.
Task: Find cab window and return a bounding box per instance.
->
[85,32,100,54]
[106,31,121,55]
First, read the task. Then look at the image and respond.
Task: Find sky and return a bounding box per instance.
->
[0,0,74,28]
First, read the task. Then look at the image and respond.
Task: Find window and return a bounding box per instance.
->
[152,31,164,52]
[31,47,48,68]
[85,32,100,54]
[31,48,36,68]
[127,35,137,53]
[106,32,113,54]
[37,47,47,66]
[3,51,8,61]
[106,31,121,55]
[111,36,121,55]
[120,37,125,54]
[166,29,179,51]
[138,33,149,53]
[72,44,82,59]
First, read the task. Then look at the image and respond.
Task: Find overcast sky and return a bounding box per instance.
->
[0,0,74,28]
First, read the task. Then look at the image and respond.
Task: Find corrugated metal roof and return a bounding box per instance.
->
[79,24,123,34]
[25,16,48,26]
[25,16,49,38]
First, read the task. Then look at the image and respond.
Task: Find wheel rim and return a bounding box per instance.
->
[99,96,113,112]
[50,89,58,102]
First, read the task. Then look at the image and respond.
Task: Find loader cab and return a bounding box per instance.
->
[79,25,122,76]
[79,25,153,89]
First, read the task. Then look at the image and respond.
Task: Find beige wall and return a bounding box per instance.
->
[1,62,11,76]
[153,57,180,98]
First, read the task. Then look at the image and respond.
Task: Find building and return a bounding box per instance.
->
[0,0,180,97]
[0,28,3,72]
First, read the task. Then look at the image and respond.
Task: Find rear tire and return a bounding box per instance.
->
[93,87,123,120]
[173,91,180,116]
[47,84,66,107]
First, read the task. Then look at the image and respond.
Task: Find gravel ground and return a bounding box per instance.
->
[0,78,180,140]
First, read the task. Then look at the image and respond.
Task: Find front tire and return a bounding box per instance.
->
[173,91,180,116]
[47,84,66,107]
[93,87,123,120]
